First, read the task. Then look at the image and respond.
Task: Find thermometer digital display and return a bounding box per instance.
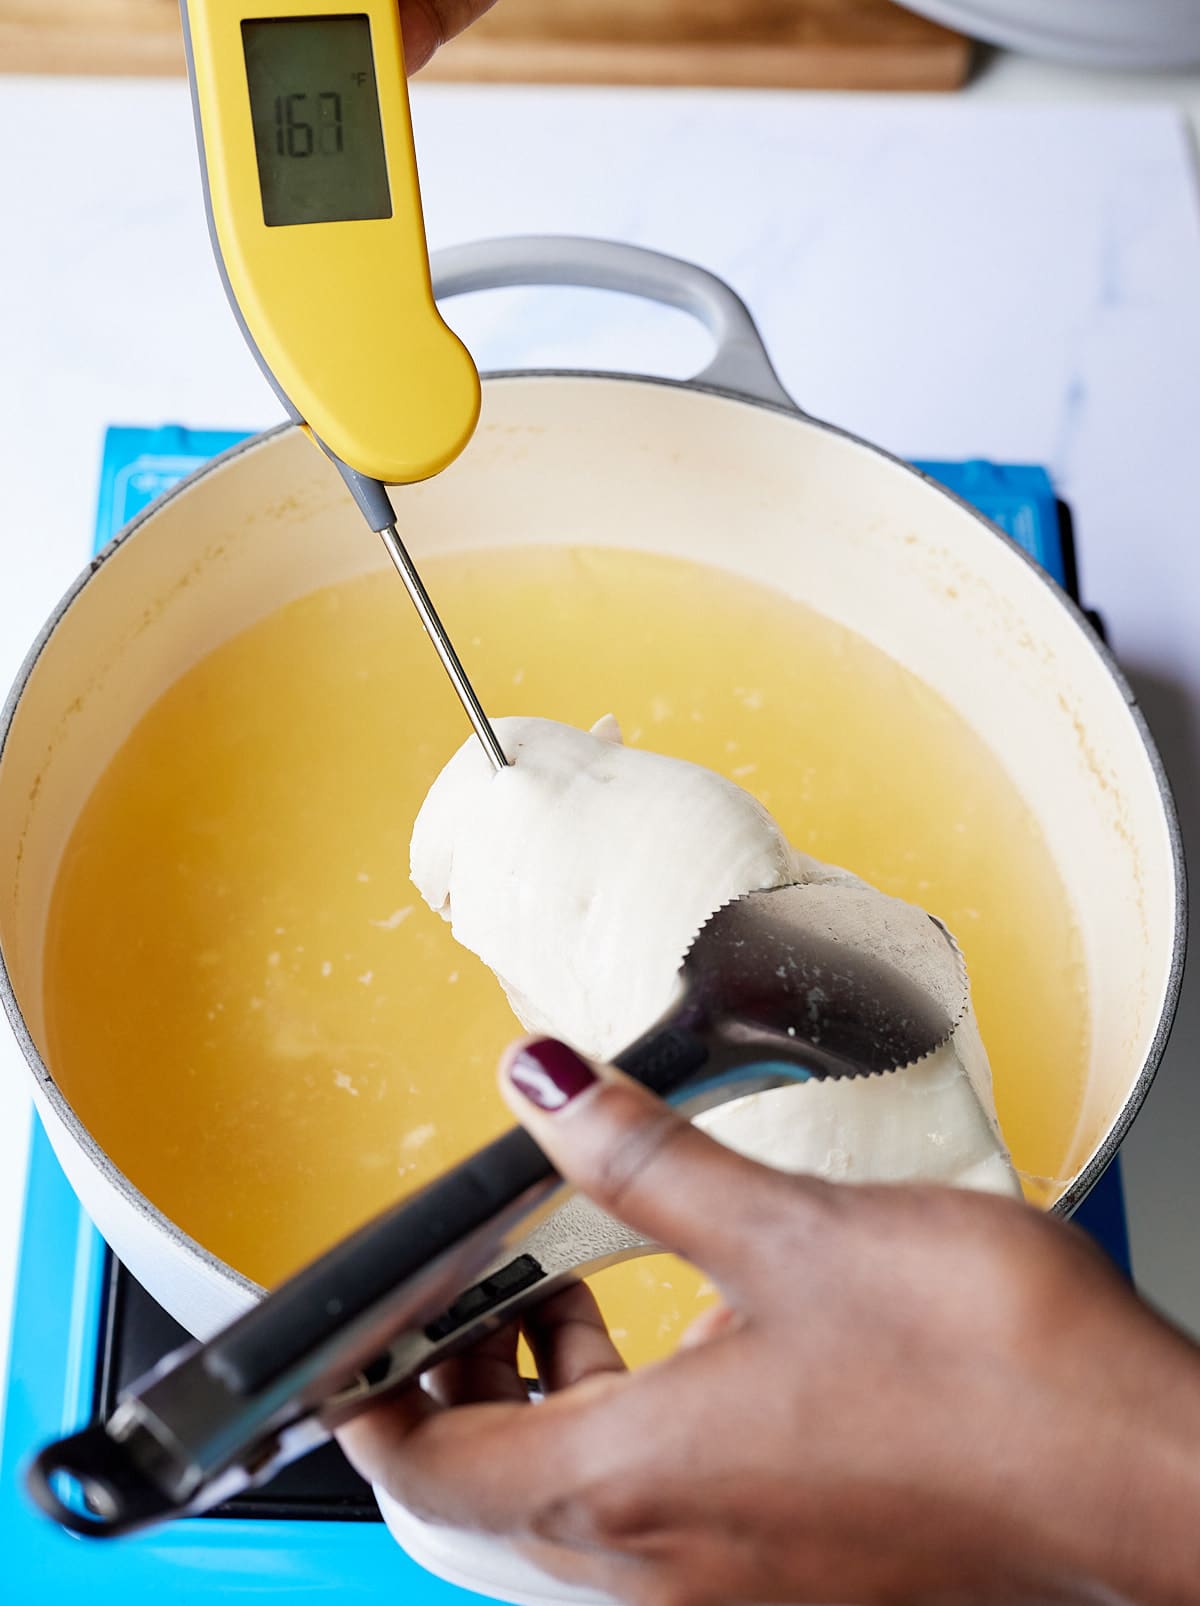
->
[242,15,392,227]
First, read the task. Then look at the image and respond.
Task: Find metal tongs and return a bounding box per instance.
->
[27,880,967,1538]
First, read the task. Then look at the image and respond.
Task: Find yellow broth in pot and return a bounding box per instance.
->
[44,548,1090,1365]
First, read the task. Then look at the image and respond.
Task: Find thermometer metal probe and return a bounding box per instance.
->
[180,0,506,769]
[377,523,508,771]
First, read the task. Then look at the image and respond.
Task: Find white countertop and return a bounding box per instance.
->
[3,52,1200,1433]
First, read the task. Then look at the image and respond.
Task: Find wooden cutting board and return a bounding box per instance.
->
[0,0,971,89]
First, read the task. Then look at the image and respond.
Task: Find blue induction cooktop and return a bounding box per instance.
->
[0,427,1128,1602]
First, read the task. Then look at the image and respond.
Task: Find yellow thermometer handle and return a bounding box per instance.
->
[182,0,480,490]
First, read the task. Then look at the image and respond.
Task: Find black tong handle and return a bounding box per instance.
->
[212,1124,549,1397]
[27,1026,708,1538]
[209,1025,707,1397]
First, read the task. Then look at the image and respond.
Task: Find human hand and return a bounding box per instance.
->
[340,1038,1200,1605]
[399,0,499,73]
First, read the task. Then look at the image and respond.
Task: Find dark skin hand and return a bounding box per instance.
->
[371,9,1200,1594]
[340,1040,1200,1605]
[398,1,500,72]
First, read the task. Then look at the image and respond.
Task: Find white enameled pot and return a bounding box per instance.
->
[0,237,1186,1600]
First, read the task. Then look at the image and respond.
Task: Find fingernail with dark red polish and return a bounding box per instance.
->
[507,1039,597,1112]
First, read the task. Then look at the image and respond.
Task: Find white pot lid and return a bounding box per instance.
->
[898,0,1200,68]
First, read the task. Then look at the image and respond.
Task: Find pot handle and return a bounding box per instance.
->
[430,235,801,414]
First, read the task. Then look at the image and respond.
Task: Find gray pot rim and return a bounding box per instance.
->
[0,369,1187,1303]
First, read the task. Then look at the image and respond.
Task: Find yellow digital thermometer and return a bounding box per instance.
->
[181,1,504,766]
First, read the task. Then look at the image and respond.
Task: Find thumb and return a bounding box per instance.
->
[499,1036,796,1298]
[400,1,499,72]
